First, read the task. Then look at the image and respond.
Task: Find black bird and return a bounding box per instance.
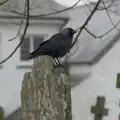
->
[28,27,77,66]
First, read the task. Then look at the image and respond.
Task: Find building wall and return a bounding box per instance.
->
[71,37,120,120]
[0,22,60,116]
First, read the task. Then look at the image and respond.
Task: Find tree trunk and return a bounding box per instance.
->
[21,56,72,120]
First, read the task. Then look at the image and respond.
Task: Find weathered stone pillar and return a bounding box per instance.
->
[21,56,72,120]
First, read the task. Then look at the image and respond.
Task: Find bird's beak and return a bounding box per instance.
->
[73,30,77,34]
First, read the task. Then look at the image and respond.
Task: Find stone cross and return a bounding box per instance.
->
[116,73,120,120]
[116,73,120,88]
[91,96,108,120]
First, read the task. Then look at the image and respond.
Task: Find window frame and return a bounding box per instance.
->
[17,33,48,67]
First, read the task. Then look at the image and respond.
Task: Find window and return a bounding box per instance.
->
[20,35,44,61]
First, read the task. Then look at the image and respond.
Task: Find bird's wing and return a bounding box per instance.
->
[38,33,68,51]
[49,33,69,47]
[38,40,49,46]
[29,33,70,55]
[29,40,49,56]
[38,33,65,47]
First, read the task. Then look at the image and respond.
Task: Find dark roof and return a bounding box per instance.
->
[0,0,69,19]
[5,108,22,120]
[67,31,120,66]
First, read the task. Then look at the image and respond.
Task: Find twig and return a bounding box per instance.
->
[8,0,27,41]
[5,0,81,17]
[84,19,120,39]
[102,0,120,31]
[71,0,102,48]
[0,0,80,65]
[0,0,29,65]
[0,0,9,6]
[8,20,23,41]
[84,27,96,38]
[87,0,115,10]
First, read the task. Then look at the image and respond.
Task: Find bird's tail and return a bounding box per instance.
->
[28,52,45,60]
[28,53,37,59]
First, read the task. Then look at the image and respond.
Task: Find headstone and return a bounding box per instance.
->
[91,96,108,120]
[116,73,120,88]
[117,73,120,120]
[0,106,4,120]
[21,56,72,120]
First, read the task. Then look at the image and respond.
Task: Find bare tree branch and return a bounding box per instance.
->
[0,0,80,65]
[8,0,27,41]
[0,0,9,6]
[87,0,115,10]
[0,0,29,65]
[84,19,120,39]
[98,0,115,10]
[8,20,23,41]
[0,0,119,64]
[83,0,120,39]
[102,0,120,31]
[71,0,102,48]
[5,0,81,17]
[84,27,96,38]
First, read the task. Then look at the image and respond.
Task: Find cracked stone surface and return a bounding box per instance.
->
[21,56,72,120]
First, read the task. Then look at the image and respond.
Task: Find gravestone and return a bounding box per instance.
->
[91,96,108,120]
[116,73,120,88]
[0,106,4,120]
[116,73,120,120]
[21,56,72,120]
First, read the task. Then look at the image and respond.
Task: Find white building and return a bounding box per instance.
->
[0,0,120,120]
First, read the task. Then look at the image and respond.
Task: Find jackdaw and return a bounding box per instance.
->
[28,27,77,66]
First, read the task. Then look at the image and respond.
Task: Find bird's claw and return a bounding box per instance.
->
[52,64,64,72]
[53,64,64,68]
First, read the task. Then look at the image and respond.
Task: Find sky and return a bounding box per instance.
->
[54,0,98,7]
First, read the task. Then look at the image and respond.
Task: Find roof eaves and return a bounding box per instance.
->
[67,31,120,66]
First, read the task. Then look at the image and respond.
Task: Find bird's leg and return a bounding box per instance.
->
[52,58,58,72]
[52,58,65,73]
[53,58,64,69]
[55,58,60,66]
[56,58,64,68]
[53,58,60,66]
